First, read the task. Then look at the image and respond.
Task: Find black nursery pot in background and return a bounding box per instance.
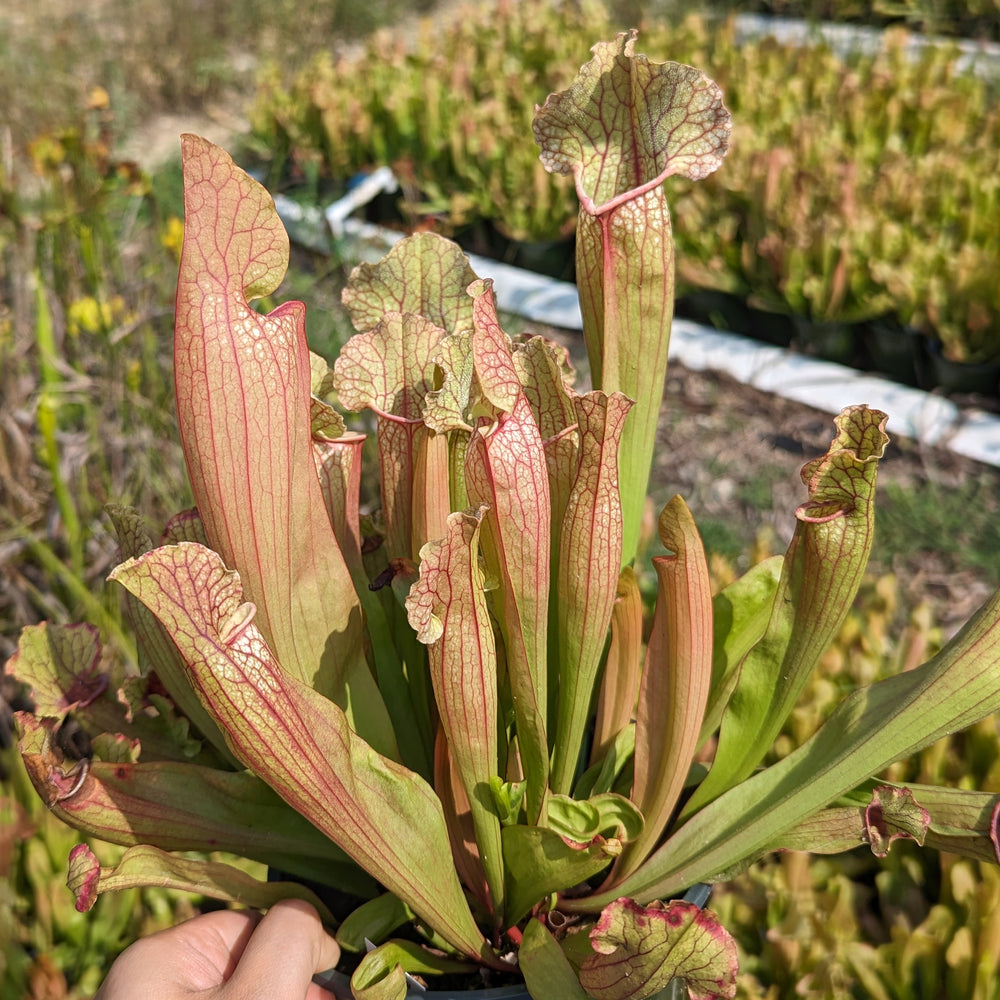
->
[312,970,533,1000]
[501,230,577,282]
[864,317,927,388]
[923,338,1000,397]
[745,301,795,347]
[676,288,755,337]
[791,315,864,366]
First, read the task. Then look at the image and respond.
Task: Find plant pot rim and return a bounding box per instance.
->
[313,968,531,999]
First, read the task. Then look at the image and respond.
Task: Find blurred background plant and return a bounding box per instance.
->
[0,734,200,999]
[0,94,185,664]
[691,0,1000,40]
[248,0,1000,369]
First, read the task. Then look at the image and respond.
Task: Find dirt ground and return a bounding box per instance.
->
[651,360,998,630]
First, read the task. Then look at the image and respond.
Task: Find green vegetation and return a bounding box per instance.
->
[251,0,1000,364]
[0,104,187,657]
[0,745,198,999]
[877,476,1000,588]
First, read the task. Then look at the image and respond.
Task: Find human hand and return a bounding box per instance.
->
[95,898,341,1000]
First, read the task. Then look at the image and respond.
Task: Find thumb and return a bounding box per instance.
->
[221,899,341,1000]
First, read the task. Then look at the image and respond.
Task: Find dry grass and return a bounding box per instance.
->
[0,0,439,150]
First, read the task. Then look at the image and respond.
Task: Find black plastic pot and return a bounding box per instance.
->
[863,317,927,387]
[452,224,577,282]
[677,289,754,337]
[453,220,505,259]
[312,969,531,999]
[362,188,407,228]
[923,339,1000,396]
[501,232,577,282]
[745,303,795,347]
[792,315,863,365]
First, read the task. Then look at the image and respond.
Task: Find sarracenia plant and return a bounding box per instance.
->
[8,33,1000,1000]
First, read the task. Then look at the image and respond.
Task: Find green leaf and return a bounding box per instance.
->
[573,193,673,570]
[576,725,636,800]
[312,433,367,583]
[895,784,1000,865]
[67,843,334,920]
[467,278,521,412]
[110,542,490,963]
[411,427,452,561]
[698,556,783,749]
[175,137,385,745]
[579,898,738,1000]
[502,825,614,927]
[592,568,644,765]
[313,431,434,780]
[588,582,1000,907]
[351,960,407,1000]
[350,941,477,1000]
[421,278,529,435]
[533,33,731,565]
[552,392,633,793]
[683,406,889,817]
[106,504,238,765]
[534,33,733,213]
[547,794,643,843]
[490,776,527,826]
[619,496,712,879]
[465,390,552,822]
[162,507,208,545]
[864,785,930,856]
[762,805,868,856]
[768,783,1000,866]
[342,231,478,338]
[424,329,478,433]
[405,506,505,921]
[332,311,444,423]
[436,736,492,913]
[333,311,446,561]
[310,396,347,441]
[337,894,417,952]
[15,714,377,895]
[512,336,578,448]
[8,621,108,722]
[512,336,580,597]
[520,918,591,1000]
[7,622,222,766]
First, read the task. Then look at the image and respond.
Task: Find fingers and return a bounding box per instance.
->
[221,899,341,1000]
[95,909,261,1000]
[95,901,340,1000]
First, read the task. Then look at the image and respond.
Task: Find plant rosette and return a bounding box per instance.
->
[8,32,1000,1000]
